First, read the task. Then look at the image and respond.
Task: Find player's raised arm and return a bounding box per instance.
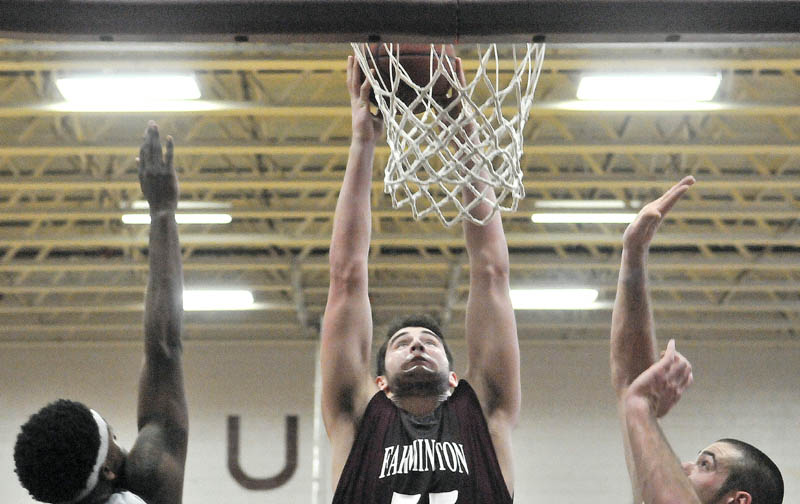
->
[622,340,698,504]
[610,176,694,502]
[320,55,384,480]
[129,122,188,504]
[449,57,520,493]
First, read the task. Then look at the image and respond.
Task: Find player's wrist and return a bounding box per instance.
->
[621,246,649,264]
[350,134,377,148]
[623,388,657,418]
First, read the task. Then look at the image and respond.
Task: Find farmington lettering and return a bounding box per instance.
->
[379,440,469,478]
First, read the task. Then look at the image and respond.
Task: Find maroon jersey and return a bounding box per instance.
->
[332,380,512,504]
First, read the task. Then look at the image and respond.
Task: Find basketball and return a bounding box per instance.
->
[367,43,457,111]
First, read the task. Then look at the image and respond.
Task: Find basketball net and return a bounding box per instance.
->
[351,43,545,226]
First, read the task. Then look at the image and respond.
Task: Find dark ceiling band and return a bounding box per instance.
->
[0,0,799,43]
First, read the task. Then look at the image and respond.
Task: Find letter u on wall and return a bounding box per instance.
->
[227,415,299,490]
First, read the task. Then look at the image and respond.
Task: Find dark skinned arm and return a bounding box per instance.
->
[127,121,188,504]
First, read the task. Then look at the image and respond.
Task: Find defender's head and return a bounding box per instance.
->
[376,314,457,398]
[14,399,127,503]
[682,439,783,504]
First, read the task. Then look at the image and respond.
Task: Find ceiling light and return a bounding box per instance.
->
[552,99,725,112]
[121,213,232,224]
[531,213,637,224]
[183,290,254,311]
[128,200,232,210]
[510,288,600,310]
[535,199,641,209]
[55,74,201,106]
[577,73,722,102]
[44,100,223,113]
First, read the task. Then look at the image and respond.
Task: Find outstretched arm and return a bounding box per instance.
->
[129,122,188,504]
[610,176,694,501]
[320,56,384,482]
[623,340,698,504]
[452,58,520,493]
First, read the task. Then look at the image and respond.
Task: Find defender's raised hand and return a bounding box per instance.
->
[347,54,384,145]
[625,339,694,419]
[138,120,178,212]
[623,176,695,255]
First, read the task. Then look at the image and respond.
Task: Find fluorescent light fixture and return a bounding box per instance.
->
[577,73,722,102]
[183,290,254,311]
[510,288,600,310]
[531,213,637,224]
[121,213,232,224]
[44,100,222,113]
[55,74,201,106]
[175,214,232,224]
[552,99,725,112]
[535,199,641,209]
[129,200,232,210]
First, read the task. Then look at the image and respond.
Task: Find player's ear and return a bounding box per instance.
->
[100,464,117,482]
[724,491,751,504]
[731,491,751,504]
[448,371,458,388]
[375,375,389,391]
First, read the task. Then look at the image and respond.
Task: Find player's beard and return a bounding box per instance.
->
[387,367,450,399]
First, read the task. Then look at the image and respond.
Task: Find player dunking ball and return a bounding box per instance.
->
[610,177,783,504]
[13,122,188,504]
[321,56,518,503]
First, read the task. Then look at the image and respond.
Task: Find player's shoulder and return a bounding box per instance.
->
[444,379,484,414]
[125,427,185,504]
[449,378,478,401]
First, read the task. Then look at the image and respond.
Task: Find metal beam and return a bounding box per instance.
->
[4,175,800,192]
[0,320,794,339]
[0,231,798,248]
[3,279,797,295]
[1,56,800,73]
[0,205,795,223]
[1,299,798,314]
[290,257,311,336]
[5,101,800,118]
[440,257,465,329]
[3,141,800,158]
[0,255,799,273]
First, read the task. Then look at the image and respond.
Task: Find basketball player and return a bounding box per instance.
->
[13,122,188,504]
[320,55,518,503]
[611,176,783,504]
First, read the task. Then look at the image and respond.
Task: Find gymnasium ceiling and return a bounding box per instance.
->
[0,41,798,344]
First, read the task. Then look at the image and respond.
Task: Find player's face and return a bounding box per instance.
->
[681,441,740,503]
[381,326,455,397]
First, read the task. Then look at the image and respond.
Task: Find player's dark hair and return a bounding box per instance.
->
[377,313,453,376]
[14,399,101,503]
[713,438,783,504]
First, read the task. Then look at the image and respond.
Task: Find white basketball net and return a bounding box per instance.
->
[351,43,545,226]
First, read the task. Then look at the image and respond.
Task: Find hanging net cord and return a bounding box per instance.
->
[351,43,545,226]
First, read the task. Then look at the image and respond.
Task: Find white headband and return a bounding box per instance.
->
[65,409,109,504]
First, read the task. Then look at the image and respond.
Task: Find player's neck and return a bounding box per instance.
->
[388,391,449,417]
[395,395,443,417]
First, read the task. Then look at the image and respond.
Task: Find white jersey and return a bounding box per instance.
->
[106,491,147,504]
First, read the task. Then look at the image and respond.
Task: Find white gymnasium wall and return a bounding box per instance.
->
[1,339,798,504]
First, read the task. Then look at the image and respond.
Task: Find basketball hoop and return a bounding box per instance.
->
[351,43,545,226]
